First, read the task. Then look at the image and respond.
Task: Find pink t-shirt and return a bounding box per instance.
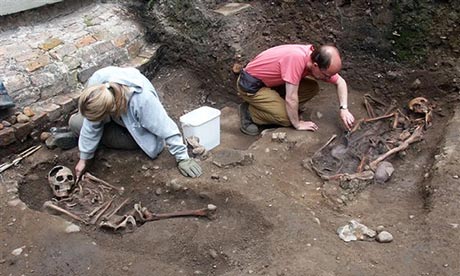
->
[245,44,339,87]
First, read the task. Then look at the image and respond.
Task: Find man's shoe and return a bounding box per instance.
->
[45,131,78,150]
[50,126,71,134]
[0,82,15,109]
[239,103,260,136]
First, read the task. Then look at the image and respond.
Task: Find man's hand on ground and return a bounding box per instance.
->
[295,120,318,131]
[178,158,202,178]
[340,109,355,130]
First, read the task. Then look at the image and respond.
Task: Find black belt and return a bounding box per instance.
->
[238,70,265,94]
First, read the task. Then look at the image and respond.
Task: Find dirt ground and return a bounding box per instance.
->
[1,1,460,276]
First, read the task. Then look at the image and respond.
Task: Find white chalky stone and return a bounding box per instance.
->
[65,224,81,233]
[11,247,23,256]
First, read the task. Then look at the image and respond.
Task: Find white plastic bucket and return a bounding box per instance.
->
[179,106,221,150]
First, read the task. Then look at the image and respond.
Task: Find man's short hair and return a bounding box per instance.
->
[311,46,333,70]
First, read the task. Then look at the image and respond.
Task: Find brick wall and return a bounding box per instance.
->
[0,1,159,148]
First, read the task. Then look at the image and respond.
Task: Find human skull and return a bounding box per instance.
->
[48,166,75,197]
[408,97,431,114]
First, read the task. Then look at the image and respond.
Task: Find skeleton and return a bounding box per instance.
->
[44,170,217,231]
[309,95,429,188]
[48,166,75,198]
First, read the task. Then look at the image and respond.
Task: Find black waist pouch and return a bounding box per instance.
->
[238,70,265,94]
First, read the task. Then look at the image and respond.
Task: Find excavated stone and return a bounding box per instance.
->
[212,149,254,168]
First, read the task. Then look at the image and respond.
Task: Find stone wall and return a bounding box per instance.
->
[0,1,159,148]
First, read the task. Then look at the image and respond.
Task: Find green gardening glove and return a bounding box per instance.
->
[178,158,202,178]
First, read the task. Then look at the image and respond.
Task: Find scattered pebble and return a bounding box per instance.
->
[376,231,393,243]
[7,199,26,210]
[122,266,129,271]
[153,165,160,170]
[313,217,320,225]
[16,113,30,123]
[409,215,415,219]
[453,175,459,179]
[65,224,80,233]
[209,249,218,259]
[222,176,228,181]
[271,132,286,142]
[7,187,18,193]
[376,225,385,233]
[168,179,182,191]
[411,78,422,90]
[40,132,52,141]
[11,247,24,256]
[374,161,394,184]
[23,107,35,117]
[155,188,162,195]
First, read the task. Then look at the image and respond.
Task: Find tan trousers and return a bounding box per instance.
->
[237,78,319,126]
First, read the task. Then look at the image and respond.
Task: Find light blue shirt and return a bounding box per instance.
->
[78,66,189,161]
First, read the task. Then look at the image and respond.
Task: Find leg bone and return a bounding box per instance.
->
[43,201,87,224]
[142,204,218,221]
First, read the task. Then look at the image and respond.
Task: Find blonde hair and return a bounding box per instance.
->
[78,82,128,121]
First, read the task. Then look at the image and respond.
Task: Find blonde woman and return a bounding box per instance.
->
[67,66,202,179]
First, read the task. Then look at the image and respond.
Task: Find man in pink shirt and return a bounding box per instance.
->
[237,44,355,135]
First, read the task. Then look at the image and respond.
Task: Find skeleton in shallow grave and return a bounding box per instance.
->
[44,169,217,231]
[48,165,75,198]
